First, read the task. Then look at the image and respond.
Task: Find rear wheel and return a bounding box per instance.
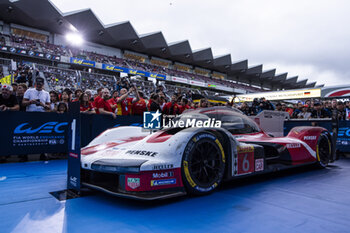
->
[316,132,332,168]
[181,132,226,195]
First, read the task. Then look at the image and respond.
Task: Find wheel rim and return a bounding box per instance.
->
[318,136,330,165]
[189,140,222,186]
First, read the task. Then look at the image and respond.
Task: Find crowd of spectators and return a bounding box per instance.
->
[1,74,350,162]
[13,64,38,88]
[1,32,262,93]
[3,73,348,120]
[237,98,350,120]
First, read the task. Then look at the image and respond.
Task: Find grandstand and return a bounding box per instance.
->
[0,0,322,97]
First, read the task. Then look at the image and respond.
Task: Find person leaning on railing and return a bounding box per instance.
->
[337,101,347,120]
[16,83,27,112]
[0,84,19,111]
[22,77,50,112]
[79,92,95,114]
[311,102,330,119]
[96,88,116,119]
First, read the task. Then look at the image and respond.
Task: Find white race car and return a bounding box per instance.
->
[81,107,335,200]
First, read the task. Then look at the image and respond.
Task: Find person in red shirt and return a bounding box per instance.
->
[132,91,147,116]
[107,90,118,113]
[79,92,95,114]
[93,87,103,114]
[116,87,140,116]
[178,97,191,114]
[162,95,180,115]
[96,88,116,118]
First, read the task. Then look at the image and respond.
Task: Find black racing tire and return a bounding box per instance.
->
[316,131,332,168]
[181,132,226,195]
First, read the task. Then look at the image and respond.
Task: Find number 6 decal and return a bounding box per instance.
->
[242,154,250,172]
[236,146,254,175]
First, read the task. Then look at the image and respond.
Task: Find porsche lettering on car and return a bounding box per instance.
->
[80,107,337,200]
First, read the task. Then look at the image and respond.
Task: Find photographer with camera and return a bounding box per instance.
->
[22,77,50,112]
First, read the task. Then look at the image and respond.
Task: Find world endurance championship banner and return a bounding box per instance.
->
[0,111,70,155]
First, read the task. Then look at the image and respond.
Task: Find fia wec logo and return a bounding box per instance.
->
[14,122,68,134]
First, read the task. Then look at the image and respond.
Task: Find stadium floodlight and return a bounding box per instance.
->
[65,33,84,46]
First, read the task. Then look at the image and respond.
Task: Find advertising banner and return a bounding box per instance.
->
[128,69,147,76]
[0,112,144,155]
[149,73,166,80]
[235,88,321,102]
[170,76,188,84]
[336,121,350,152]
[102,63,166,80]
[102,64,129,73]
[0,45,60,61]
[70,57,95,67]
[189,80,206,87]
[0,111,70,155]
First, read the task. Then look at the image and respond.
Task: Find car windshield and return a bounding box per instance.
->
[164,107,261,134]
[163,113,213,128]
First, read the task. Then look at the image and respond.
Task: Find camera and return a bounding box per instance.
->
[35,99,41,106]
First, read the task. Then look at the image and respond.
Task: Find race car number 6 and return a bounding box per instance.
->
[243,154,249,172]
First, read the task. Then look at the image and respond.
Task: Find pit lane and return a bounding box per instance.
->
[1,158,350,233]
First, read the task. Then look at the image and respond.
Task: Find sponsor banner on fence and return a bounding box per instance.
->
[70,57,96,67]
[235,88,321,102]
[0,45,60,61]
[189,80,206,87]
[170,76,188,84]
[0,111,70,155]
[0,112,144,155]
[128,69,147,76]
[102,64,129,73]
[150,73,166,80]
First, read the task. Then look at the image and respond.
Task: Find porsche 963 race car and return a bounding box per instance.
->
[80,107,336,200]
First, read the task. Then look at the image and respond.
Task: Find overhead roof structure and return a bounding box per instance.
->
[0,0,322,89]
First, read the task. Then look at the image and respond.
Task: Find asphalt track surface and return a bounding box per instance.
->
[1,159,350,233]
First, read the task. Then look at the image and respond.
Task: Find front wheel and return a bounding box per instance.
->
[316,132,332,168]
[181,132,226,195]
